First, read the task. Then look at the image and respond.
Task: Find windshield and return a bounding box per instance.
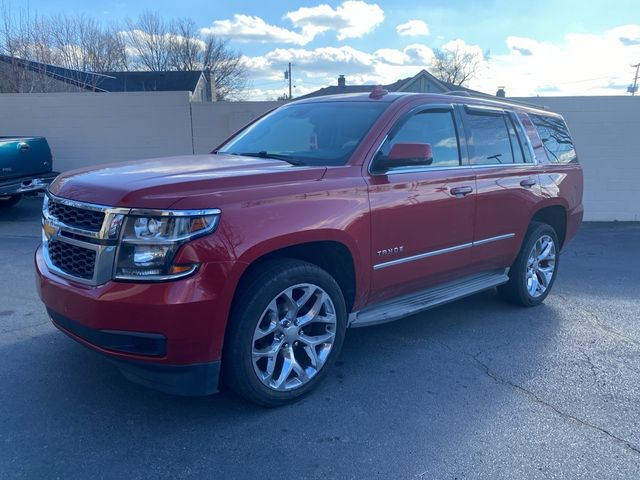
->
[218,102,388,166]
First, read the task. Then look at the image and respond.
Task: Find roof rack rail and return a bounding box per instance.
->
[442,89,548,110]
[443,90,472,97]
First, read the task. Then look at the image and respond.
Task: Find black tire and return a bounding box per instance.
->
[222,258,347,407]
[0,194,22,208]
[498,222,560,307]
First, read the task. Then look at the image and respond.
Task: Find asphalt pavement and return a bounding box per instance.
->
[1,196,640,479]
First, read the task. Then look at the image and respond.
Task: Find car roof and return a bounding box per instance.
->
[290,91,560,118]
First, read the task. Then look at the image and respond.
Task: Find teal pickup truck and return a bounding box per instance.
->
[0,137,58,207]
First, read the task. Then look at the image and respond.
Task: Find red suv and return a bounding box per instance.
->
[36,91,583,406]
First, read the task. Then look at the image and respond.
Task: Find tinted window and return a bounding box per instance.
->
[466,112,514,165]
[376,110,460,170]
[510,113,534,163]
[530,114,577,163]
[220,102,388,166]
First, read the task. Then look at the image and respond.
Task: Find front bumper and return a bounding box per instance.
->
[35,246,234,395]
[0,172,58,196]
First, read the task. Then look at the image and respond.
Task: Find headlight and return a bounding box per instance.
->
[114,210,220,281]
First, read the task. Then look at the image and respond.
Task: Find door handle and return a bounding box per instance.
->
[520,178,537,188]
[450,185,473,197]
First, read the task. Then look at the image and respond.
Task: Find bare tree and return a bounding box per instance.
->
[431,45,485,86]
[201,35,246,100]
[168,18,202,71]
[0,5,247,98]
[123,11,172,71]
[47,14,127,72]
[0,2,58,92]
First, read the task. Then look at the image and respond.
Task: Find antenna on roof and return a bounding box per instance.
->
[369,85,388,99]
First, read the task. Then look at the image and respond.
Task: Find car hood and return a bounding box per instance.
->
[48,154,327,208]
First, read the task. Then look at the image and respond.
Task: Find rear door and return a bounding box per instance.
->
[460,105,543,271]
[365,104,477,304]
[0,137,52,180]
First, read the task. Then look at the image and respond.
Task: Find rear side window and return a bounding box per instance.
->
[464,112,515,165]
[530,114,577,163]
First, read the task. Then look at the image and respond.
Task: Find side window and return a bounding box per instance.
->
[509,113,534,163]
[465,111,515,165]
[530,114,577,163]
[376,110,461,171]
[506,116,526,163]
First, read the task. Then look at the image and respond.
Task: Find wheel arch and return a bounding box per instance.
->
[233,238,359,315]
[530,203,568,248]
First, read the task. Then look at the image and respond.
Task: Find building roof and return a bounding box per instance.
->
[296,69,490,100]
[0,54,204,94]
[97,71,203,93]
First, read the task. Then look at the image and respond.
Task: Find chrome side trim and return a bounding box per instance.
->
[373,233,515,270]
[473,232,515,246]
[373,242,472,270]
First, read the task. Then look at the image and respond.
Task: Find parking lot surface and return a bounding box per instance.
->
[1,196,640,479]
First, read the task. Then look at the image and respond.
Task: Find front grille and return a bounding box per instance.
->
[48,201,105,232]
[48,240,96,280]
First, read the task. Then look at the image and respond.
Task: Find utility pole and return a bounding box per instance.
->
[284,63,293,99]
[629,63,640,96]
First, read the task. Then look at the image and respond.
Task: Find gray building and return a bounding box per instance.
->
[297,69,492,99]
[0,54,215,101]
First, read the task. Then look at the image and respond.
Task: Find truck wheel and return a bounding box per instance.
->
[222,259,347,406]
[498,222,559,307]
[0,195,22,208]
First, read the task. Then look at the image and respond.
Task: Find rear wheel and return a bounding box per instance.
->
[222,259,347,406]
[0,194,22,208]
[499,222,559,307]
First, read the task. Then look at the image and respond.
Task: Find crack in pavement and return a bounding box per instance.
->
[470,351,640,457]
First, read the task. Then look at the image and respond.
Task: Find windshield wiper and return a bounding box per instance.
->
[235,151,307,166]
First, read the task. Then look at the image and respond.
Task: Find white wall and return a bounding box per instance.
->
[0,92,637,221]
[516,96,640,221]
[191,101,280,153]
[0,91,194,171]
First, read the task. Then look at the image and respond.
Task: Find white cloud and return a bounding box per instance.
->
[201,14,314,45]
[471,25,640,97]
[284,1,384,40]
[396,20,429,37]
[202,1,384,46]
[239,23,640,100]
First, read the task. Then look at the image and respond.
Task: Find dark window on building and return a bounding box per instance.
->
[465,112,515,165]
[376,110,461,171]
[530,114,577,163]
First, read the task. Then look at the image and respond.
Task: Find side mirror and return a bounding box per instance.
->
[375,143,433,172]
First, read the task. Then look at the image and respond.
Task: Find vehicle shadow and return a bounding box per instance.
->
[0,289,560,478]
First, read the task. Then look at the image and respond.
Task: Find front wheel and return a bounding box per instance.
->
[499,222,559,307]
[222,259,347,406]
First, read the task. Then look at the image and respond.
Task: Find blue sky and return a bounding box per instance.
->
[17,0,640,98]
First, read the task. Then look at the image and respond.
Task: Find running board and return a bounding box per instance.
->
[349,269,509,328]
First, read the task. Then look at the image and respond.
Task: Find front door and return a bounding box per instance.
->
[365,105,477,305]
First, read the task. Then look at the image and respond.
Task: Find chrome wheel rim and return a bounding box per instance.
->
[526,234,556,298]
[252,283,337,391]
